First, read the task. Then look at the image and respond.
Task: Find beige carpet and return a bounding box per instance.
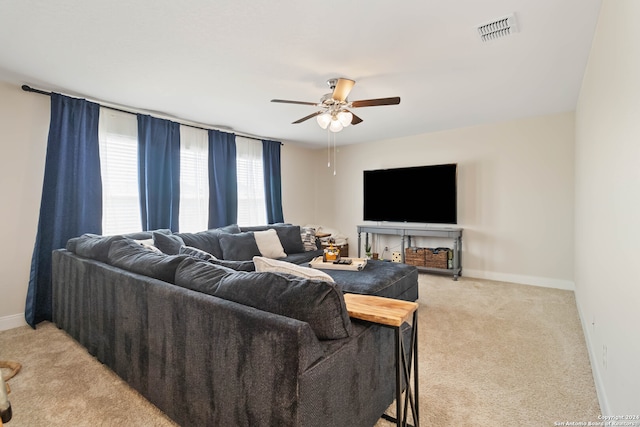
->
[1,275,600,426]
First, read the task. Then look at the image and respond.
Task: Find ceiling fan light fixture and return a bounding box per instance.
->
[329,117,343,133]
[316,112,331,129]
[337,110,353,127]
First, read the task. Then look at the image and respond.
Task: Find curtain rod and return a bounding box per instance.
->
[21,84,280,144]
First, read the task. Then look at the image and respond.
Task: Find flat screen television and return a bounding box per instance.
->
[363,163,457,224]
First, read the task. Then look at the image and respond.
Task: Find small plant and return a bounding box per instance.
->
[365,242,372,258]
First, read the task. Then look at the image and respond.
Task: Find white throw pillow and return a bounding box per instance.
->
[253,256,334,282]
[254,229,287,259]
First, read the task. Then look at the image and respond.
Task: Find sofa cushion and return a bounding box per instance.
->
[175,224,241,259]
[108,239,188,283]
[240,224,305,254]
[253,256,334,282]
[67,234,125,263]
[178,245,256,271]
[210,258,256,272]
[279,250,324,266]
[174,257,235,294]
[179,245,215,261]
[153,232,185,255]
[254,229,287,258]
[213,270,351,340]
[219,232,261,261]
[272,225,305,254]
[121,229,172,240]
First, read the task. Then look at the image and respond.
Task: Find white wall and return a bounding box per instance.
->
[575,0,640,414]
[0,81,50,330]
[313,112,576,289]
[280,142,321,226]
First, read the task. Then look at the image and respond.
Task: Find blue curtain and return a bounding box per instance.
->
[208,130,237,228]
[25,94,102,328]
[137,114,181,231]
[262,139,284,224]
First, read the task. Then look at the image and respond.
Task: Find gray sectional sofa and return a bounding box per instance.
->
[52,224,418,427]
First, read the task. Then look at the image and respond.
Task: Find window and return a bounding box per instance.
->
[235,136,266,226]
[179,126,209,232]
[98,113,272,232]
[98,108,141,235]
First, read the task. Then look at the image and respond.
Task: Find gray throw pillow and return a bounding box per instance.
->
[212,271,352,340]
[218,232,261,261]
[108,239,188,284]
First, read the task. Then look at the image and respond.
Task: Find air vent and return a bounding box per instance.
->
[477,13,518,42]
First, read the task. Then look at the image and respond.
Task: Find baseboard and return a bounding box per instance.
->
[462,269,575,291]
[574,288,610,415]
[0,313,27,332]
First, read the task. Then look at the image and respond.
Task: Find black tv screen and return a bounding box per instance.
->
[363,163,457,224]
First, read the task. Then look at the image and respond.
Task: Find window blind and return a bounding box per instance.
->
[179,126,209,232]
[236,136,267,226]
[98,108,141,235]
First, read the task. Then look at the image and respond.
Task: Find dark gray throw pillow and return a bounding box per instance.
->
[218,232,261,261]
[174,257,235,295]
[212,271,352,340]
[175,224,241,259]
[271,225,305,254]
[108,239,188,284]
[153,232,185,255]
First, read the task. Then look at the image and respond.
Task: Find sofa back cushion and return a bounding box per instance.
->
[218,232,261,260]
[174,257,235,294]
[178,245,256,271]
[152,224,241,257]
[212,270,352,340]
[176,224,241,258]
[67,230,173,262]
[241,224,305,254]
[67,234,125,263]
[108,239,188,283]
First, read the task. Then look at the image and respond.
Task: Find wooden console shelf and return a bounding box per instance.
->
[357,224,463,280]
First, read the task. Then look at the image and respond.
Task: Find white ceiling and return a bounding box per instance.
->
[0,0,601,147]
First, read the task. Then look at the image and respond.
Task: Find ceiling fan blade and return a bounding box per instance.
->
[332,78,356,102]
[292,111,323,124]
[350,97,401,108]
[271,99,318,106]
[350,112,363,125]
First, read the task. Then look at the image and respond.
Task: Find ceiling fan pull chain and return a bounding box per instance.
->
[333,132,337,176]
[327,128,331,168]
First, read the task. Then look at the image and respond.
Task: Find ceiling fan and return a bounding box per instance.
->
[271,78,401,132]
